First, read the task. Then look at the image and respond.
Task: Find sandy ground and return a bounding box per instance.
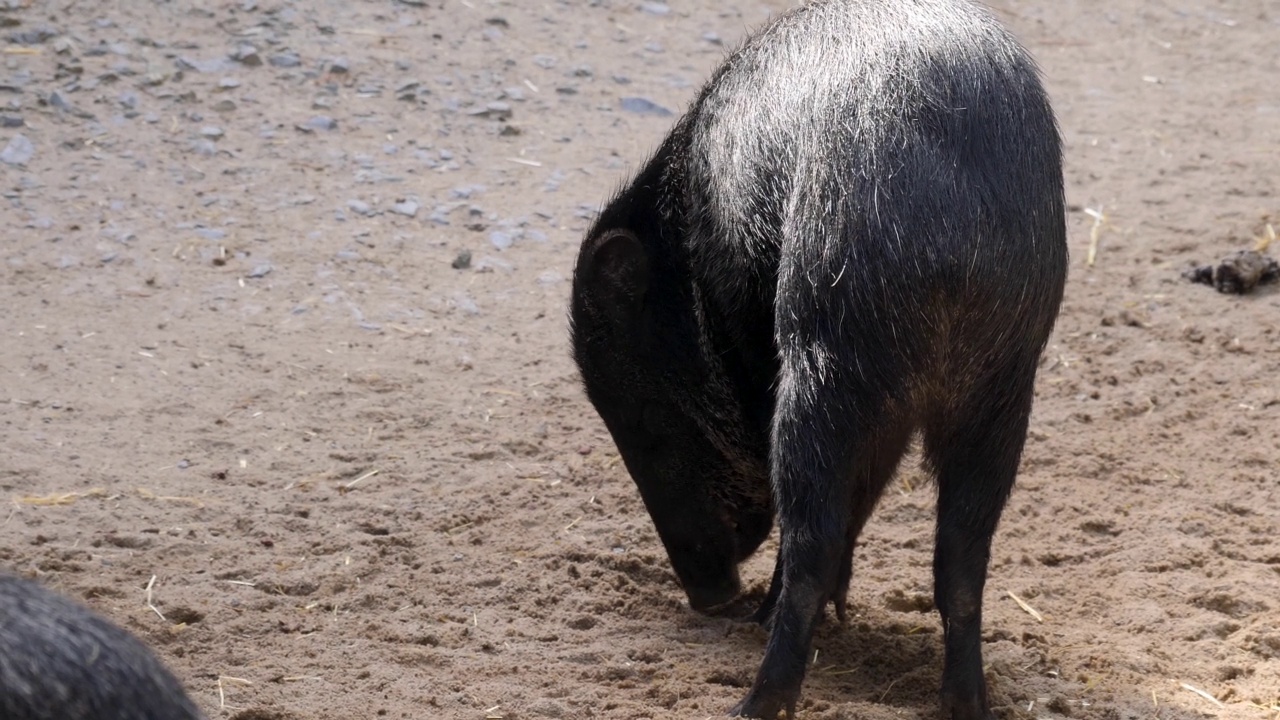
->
[2,0,1278,718]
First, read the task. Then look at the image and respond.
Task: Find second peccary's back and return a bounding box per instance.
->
[685,0,1066,330]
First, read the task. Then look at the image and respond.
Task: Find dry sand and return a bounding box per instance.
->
[1,1,1278,718]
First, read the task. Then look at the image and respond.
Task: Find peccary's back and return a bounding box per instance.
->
[683,0,1067,349]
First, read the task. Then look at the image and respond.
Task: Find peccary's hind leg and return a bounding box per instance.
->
[925,355,1040,720]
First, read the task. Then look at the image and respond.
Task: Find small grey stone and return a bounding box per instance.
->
[218,77,241,89]
[177,56,230,74]
[533,55,557,69]
[200,125,224,139]
[118,92,139,109]
[304,115,337,131]
[543,170,565,192]
[451,250,472,270]
[619,96,673,117]
[195,228,226,240]
[48,90,72,111]
[639,2,670,15]
[230,44,262,67]
[8,25,58,45]
[0,115,22,128]
[0,134,34,166]
[454,293,480,315]
[329,57,350,74]
[268,52,301,68]
[468,101,512,120]
[347,199,374,216]
[489,230,515,250]
[247,263,273,278]
[390,199,419,217]
[702,31,723,45]
[191,139,217,156]
[212,99,236,113]
[335,250,361,261]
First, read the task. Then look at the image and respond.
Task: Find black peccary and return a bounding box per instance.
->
[569,0,1067,717]
[0,572,206,720]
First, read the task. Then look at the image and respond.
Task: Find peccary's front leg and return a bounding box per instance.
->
[731,335,865,718]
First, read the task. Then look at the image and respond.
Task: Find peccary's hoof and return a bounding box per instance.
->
[729,688,794,719]
[940,688,995,720]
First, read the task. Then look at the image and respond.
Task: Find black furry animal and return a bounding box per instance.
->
[0,572,205,720]
[569,0,1068,717]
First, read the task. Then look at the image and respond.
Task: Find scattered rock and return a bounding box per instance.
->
[177,56,231,74]
[619,96,672,116]
[0,133,34,166]
[468,101,512,120]
[8,24,58,45]
[489,230,516,250]
[247,263,273,278]
[269,52,301,68]
[390,199,420,217]
[230,44,262,67]
[451,250,472,270]
[301,115,337,131]
[200,126,224,139]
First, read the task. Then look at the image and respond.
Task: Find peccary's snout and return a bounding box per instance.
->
[683,565,743,613]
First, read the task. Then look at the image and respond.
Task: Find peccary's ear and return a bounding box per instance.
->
[583,229,649,324]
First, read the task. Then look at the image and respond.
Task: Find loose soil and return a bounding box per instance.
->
[2,1,1278,719]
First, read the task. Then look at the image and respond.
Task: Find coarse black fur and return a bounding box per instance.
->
[569,0,1068,718]
[0,572,206,720]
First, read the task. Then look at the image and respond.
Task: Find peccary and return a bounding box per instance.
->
[569,0,1068,717]
[0,572,205,720]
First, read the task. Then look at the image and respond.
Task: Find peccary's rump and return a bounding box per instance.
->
[0,573,205,720]
[570,1,1067,718]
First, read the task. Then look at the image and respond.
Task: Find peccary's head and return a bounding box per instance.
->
[570,224,773,613]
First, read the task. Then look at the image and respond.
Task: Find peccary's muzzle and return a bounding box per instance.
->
[683,565,743,612]
[657,494,773,614]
